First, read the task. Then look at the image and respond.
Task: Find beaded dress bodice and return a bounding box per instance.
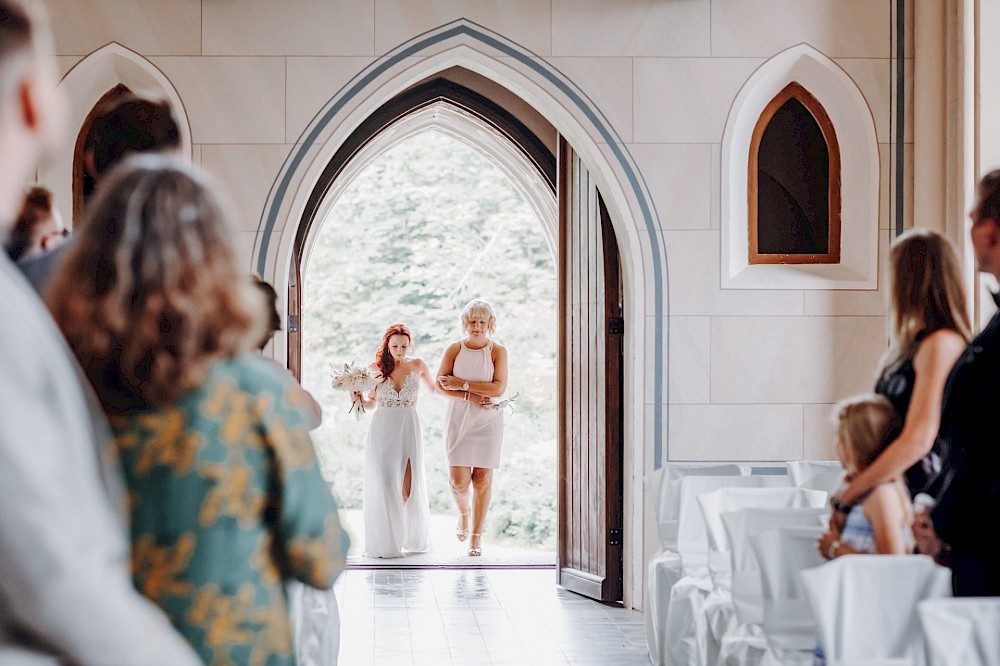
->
[376,372,419,409]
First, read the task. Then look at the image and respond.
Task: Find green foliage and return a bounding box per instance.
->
[302,130,557,548]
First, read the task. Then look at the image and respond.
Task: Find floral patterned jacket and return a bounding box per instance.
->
[109,354,348,666]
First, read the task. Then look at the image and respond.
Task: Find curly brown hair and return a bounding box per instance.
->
[375,323,411,383]
[47,155,258,411]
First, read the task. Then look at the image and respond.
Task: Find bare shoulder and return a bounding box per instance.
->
[410,357,429,371]
[491,341,508,357]
[915,329,967,367]
[863,483,906,521]
[444,341,462,356]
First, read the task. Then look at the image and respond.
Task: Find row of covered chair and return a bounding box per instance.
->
[644,462,999,666]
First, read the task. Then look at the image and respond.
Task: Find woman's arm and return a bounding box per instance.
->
[819,527,862,558]
[299,387,324,429]
[353,364,380,410]
[837,330,966,505]
[440,344,509,398]
[435,343,469,401]
[259,364,350,589]
[863,484,910,554]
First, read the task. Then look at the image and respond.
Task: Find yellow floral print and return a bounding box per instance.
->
[187,584,257,665]
[249,602,294,666]
[198,462,266,528]
[132,534,195,602]
[286,515,348,589]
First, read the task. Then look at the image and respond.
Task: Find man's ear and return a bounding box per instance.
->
[986,218,1000,250]
[16,61,67,153]
[17,74,40,133]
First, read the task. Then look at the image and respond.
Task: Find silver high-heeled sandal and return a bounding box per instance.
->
[468,533,482,557]
[456,512,470,542]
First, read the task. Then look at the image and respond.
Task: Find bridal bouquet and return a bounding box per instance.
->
[491,392,518,416]
[330,362,377,420]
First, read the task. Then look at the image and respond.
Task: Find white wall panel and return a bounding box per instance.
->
[710,316,886,404]
[711,0,890,58]
[48,0,201,56]
[203,0,375,56]
[551,0,710,57]
[151,57,285,144]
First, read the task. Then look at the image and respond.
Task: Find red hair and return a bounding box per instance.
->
[375,323,411,382]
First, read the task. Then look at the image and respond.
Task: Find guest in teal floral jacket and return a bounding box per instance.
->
[48,155,348,665]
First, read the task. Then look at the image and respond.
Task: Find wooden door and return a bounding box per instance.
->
[557,138,624,602]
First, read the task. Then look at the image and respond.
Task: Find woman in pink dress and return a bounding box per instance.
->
[437,300,509,556]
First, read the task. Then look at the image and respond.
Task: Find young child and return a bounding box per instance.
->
[819,394,914,559]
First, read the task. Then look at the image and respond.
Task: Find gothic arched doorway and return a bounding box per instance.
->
[291,76,624,602]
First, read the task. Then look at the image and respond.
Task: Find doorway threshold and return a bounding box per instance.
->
[341,509,556,569]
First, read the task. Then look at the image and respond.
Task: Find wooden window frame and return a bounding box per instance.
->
[748,81,841,265]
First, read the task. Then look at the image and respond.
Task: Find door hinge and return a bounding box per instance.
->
[609,528,622,546]
[608,317,624,335]
[287,314,300,333]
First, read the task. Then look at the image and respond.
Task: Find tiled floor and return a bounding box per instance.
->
[335,568,652,665]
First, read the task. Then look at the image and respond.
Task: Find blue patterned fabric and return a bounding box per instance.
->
[110,354,349,665]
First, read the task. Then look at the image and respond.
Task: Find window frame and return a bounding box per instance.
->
[748,81,842,265]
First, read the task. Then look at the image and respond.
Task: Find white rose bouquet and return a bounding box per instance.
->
[330,362,377,420]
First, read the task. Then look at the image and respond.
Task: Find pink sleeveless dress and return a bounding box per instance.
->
[445,341,504,468]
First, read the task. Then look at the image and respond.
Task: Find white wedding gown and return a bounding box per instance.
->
[363,372,431,557]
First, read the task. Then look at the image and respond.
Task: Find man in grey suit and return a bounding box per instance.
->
[0,2,201,663]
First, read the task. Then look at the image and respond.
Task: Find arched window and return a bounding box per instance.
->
[748,82,841,265]
[72,83,132,221]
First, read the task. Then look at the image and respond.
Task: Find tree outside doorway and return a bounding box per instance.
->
[301,129,557,558]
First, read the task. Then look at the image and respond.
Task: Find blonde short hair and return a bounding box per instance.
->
[461,299,497,335]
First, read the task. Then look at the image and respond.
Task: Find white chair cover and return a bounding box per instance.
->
[723,507,828,626]
[677,475,791,574]
[918,598,1000,666]
[696,488,827,665]
[786,460,842,487]
[717,624,768,666]
[649,463,750,550]
[698,487,827,587]
[801,555,951,666]
[287,581,340,666]
[662,474,777,666]
[646,464,748,665]
[800,468,847,495]
[751,526,826,662]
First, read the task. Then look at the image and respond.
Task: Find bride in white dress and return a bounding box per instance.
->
[354,323,435,557]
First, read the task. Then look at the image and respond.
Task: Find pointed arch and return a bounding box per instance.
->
[253,20,668,607]
[297,97,558,273]
[749,81,841,265]
[39,43,192,222]
[722,43,879,289]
